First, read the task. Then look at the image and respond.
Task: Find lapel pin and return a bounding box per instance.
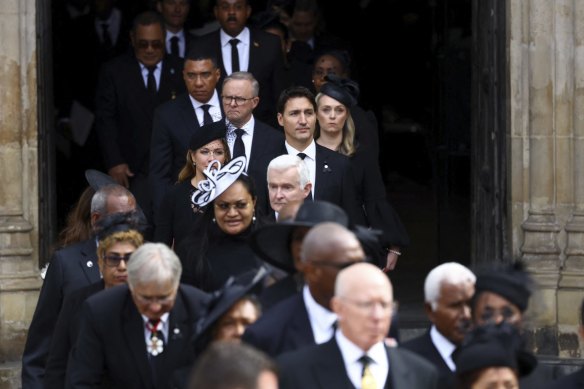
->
[86,261,94,268]
[253,41,260,47]
[323,164,332,173]
[174,328,180,334]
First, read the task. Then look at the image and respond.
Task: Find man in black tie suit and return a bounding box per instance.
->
[220,71,284,214]
[276,86,365,225]
[95,11,185,224]
[194,0,287,127]
[68,243,210,388]
[242,223,365,357]
[156,0,194,58]
[149,51,223,216]
[277,262,438,389]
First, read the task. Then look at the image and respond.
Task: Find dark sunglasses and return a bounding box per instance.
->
[136,40,164,50]
[103,253,133,267]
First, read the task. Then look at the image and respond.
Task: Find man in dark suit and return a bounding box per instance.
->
[195,0,287,127]
[220,71,284,213]
[156,0,193,58]
[242,222,365,357]
[276,85,365,225]
[96,11,185,222]
[401,262,476,389]
[21,184,136,388]
[149,51,222,215]
[68,243,210,388]
[278,262,438,389]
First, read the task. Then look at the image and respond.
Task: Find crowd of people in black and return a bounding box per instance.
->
[24,0,583,388]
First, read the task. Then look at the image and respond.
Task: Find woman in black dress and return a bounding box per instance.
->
[314,74,409,271]
[154,121,231,248]
[176,157,265,292]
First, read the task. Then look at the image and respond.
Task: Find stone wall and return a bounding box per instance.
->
[0,0,43,387]
[509,0,584,358]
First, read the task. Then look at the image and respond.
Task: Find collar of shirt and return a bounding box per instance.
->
[226,117,255,142]
[220,27,250,48]
[430,325,457,371]
[141,312,170,343]
[285,140,316,161]
[140,61,162,88]
[336,330,389,389]
[166,30,185,55]
[189,90,222,125]
[303,285,337,344]
[94,8,121,44]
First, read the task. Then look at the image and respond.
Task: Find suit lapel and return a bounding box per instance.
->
[157,292,190,377]
[247,30,259,74]
[314,145,329,200]
[122,296,153,388]
[178,94,199,131]
[78,239,100,284]
[388,347,413,389]
[286,295,316,349]
[158,58,180,104]
[312,339,355,389]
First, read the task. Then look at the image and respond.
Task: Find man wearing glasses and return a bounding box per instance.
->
[68,243,210,388]
[242,222,365,357]
[221,71,284,213]
[95,11,185,227]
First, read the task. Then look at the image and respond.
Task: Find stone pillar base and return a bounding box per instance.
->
[0,362,21,389]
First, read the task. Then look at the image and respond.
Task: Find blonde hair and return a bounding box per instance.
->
[314,92,356,156]
[97,230,144,261]
[177,138,231,183]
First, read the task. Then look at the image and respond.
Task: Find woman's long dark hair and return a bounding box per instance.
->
[180,174,261,291]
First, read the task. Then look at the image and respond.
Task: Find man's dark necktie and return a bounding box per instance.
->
[201,104,213,125]
[101,23,113,51]
[147,66,157,95]
[233,128,246,159]
[297,153,313,200]
[359,355,377,389]
[146,319,165,382]
[170,36,180,57]
[229,38,240,73]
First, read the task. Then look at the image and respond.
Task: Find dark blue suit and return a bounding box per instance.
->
[22,239,101,388]
[401,330,454,389]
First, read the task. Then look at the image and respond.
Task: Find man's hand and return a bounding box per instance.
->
[108,164,134,188]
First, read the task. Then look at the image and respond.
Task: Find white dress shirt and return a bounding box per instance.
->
[336,330,389,389]
[430,325,457,371]
[285,140,316,199]
[219,27,250,74]
[189,90,222,126]
[226,117,255,171]
[140,61,162,90]
[94,8,121,46]
[303,285,337,344]
[165,30,187,58]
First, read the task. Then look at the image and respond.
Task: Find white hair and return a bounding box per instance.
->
[266,154,311,188]
[127,243,182,289]
[424,262,476,310]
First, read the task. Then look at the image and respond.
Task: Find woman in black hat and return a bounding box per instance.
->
[154,121,230,248]
[315,73,410,271]
[176,157,266,292]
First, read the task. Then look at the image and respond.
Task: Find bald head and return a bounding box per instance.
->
[332,263,394,351]
[300,222,363,264]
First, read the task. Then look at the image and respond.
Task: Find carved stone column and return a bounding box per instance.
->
[0,0,42,386]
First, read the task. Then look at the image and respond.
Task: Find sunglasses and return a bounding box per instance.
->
[103,253,133,267]
[135,40,164,50]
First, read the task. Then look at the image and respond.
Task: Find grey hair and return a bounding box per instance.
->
[127,243,182,289]
[90,184,134,214]
[223,71,260,97]
[424,262,476,310]
[267,154,311,188]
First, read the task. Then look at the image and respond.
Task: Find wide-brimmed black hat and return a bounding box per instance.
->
[453,323,537,378]
[85,169,117,191]
[320,74,360,109]
[193,266,269,345]
[250,201,349,273]
[189,120,227,151]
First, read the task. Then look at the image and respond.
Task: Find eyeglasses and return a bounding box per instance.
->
[342,297,397,313]
[221,95,255,105]
[198,148,225,158]
[135,39,164,50]
[133,292,176,305]
[309,260,359,270]
[103,253,133,267]
[215,201,250,211]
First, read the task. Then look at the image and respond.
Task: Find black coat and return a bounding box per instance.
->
[67,284,210,389]
[21,239,101,389]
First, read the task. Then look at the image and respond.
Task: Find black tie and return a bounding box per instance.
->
[147,66,157,95]
[297,153,313,200]
[101,23,112,50]
[201,104,213,125]
[170,36,180,57]
[233,129,246,159]
[229,38,240,73]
